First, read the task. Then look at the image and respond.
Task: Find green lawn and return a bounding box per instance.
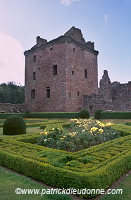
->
[101,173,131,200]
[0,166,130,200]
[0,166,73,200]
[0,126,42,136]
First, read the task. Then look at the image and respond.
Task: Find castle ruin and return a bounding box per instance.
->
[24,27,131,113]
[24,26,99,112]
[84,70,131,114]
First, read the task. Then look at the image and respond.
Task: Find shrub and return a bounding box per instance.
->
[79,109,90,119]
[94,109,103,119]
[37,119,120,152]
[3,115,26,135]
[125,122,131,126]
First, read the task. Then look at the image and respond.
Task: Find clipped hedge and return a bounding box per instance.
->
[0,112,79,119]
[0,133,131,198]
[101,111,131,119]
[112,124,131,136]
[125,122,131,126]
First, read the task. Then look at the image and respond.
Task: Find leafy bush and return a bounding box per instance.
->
[79,109,90,119]
[3,115,26,135]
[94,109,103,119]
[37,119,120,152]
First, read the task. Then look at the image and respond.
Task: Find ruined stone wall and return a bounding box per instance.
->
[0,103,25,113]
[111,81,131,111]
[83,71,131,113]
[99,70,112,102]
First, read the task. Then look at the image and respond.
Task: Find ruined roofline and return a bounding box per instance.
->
[24,35,99,56]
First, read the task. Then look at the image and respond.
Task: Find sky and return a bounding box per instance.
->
[0,0,131,86]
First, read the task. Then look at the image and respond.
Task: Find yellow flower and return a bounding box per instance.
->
[76,121,81,124]
[43,131,48,135]
[98,128,104,133]
[71,118,77,122]
[90,127,98,132]
[106,123,114,126]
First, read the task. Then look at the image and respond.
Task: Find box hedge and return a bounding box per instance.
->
[0,112,79,119]
[125,122,131,126]
[112,124,131,136]
[0,134,131,198]
[101,111,131,119]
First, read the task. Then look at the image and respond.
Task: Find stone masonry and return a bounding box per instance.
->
[24,26,99,112]
[84,70,131,114]
[24,27,130,113]
[0,103,25,113]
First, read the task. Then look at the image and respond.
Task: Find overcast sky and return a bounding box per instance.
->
[0,0,131,85]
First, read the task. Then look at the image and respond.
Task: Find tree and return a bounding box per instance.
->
[0,82,25,104]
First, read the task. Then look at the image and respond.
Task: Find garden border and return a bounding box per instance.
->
[0,133,131,198]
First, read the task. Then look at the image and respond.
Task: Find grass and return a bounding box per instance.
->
[0,167,130,200]
[0,166,73,200]
[0,127,41,136]
[100,173,131,200]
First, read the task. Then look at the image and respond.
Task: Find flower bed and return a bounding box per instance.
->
[0,119,131,198]
[37,119,121,152]
[0,134,130,198]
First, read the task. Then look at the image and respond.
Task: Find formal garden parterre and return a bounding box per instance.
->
[0,111,131,198]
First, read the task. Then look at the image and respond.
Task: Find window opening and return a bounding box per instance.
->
[85,69,87,78]
[53,65,57,75]
[72,71,74,75]
[31,89,35,99]
[33,55,36,62]
[46,87,50,98]
[73,48,75,52]
[33,72,36,80]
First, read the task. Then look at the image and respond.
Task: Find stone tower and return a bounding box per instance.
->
[99,70,112,102]
[24,27,99,112]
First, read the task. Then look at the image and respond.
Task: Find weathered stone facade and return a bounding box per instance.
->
[84,70,131,114]
[24,27,99,112]
[24,27,131,113]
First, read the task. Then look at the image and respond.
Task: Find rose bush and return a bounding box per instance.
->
[37,119,121,152]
